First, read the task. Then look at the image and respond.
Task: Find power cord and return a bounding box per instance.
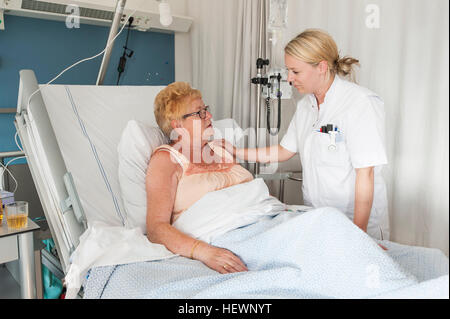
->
[25,0,146,111]
[0,156,26,193]
[0,132,26,193]
[117,17,135,85]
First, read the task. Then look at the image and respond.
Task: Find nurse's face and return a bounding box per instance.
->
[285,54,322,95]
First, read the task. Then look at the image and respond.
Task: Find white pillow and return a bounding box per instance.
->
[117,120,168,233]
[118,118,243,234]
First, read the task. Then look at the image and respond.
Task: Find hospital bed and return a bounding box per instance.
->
[15,70,449,299]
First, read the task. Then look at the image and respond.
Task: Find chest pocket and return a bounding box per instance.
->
[313,132,350,167]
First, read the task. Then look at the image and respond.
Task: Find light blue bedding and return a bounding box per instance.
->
[83,208,449,299]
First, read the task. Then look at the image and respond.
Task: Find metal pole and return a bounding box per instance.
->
[96,0,127,85]
[258,0,264,59]
[0,151,25,159]
[279,179,285,202]
[255,0,265,177]
[255,82,261,176]
[18,231,36,299]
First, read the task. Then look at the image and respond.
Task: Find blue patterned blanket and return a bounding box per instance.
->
[83,209,449,299]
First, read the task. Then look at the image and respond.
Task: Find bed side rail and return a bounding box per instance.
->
[14,70,86,273]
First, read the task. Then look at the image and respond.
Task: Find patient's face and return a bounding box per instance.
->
[180,98,214,147]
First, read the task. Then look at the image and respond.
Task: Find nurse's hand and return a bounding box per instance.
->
[211,139,236,156]
[194,242,248,274]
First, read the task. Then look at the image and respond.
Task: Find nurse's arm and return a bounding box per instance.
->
[236,145,296,163]
[211,139,296,163]
[353,166,374,233]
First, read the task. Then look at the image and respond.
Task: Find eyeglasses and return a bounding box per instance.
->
[182,105,210,120]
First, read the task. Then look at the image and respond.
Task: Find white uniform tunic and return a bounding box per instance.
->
[280,76,390,240]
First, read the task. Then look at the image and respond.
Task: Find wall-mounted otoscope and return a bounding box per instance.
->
[251,59,292,136]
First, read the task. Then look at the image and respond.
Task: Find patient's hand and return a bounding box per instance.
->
[194,242,248,274]
[378,243,388,251]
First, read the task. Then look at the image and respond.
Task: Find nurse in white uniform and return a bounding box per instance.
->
[216,29,390,241]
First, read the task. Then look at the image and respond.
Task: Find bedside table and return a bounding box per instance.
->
[0,218,40,299]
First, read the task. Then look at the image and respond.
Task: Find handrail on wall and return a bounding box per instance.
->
[0,151,25,160]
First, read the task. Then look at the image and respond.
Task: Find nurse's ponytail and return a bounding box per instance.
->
[335,56,360,82]
[285,29,360,83]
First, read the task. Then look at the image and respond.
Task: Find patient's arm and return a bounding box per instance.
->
[146,151,248,273]
[145,151,191,254]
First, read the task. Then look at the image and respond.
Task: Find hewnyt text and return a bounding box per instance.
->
[222,303,272,314]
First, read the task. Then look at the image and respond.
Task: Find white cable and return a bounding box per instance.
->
[14,131,23,152]
[0,156,26,193]
[26,0,147,111]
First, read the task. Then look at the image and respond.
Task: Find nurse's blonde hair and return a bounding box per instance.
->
[285,29,360,82]
[154,82,202,138]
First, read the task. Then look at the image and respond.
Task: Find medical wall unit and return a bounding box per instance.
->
[0,0,192,33]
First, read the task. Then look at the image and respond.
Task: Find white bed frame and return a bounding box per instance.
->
[15,70,86,273]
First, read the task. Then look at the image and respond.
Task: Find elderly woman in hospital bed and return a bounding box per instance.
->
[146,82,251,274]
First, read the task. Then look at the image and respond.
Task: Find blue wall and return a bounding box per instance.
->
[0,14,175,163]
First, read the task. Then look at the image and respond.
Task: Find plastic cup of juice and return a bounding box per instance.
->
[6,201,28,230]
[0,198,3,226]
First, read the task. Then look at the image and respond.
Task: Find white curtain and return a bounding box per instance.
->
[278,0,449,255]
[186,0,267,130]
[186,0,449,255]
